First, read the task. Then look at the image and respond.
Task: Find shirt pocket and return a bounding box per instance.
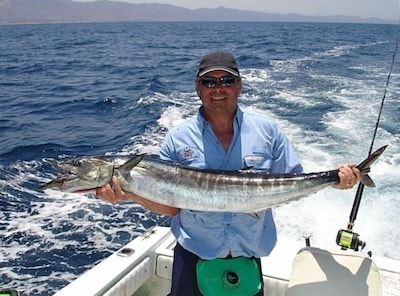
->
[243,149,272,171]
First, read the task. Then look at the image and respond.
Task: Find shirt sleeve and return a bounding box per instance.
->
[159,132,177,161]
[270,127,303,174]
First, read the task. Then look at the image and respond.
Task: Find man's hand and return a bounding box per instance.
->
[332,164,362,189]
[96,176,132,203]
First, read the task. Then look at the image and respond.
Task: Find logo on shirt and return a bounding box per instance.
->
[178,146,197,160]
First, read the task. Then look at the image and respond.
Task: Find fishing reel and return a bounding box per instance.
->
[336,229,366,251]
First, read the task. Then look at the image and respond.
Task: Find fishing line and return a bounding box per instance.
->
[349,38,399,226]
[337,36,400,251]
[367,39,399,156]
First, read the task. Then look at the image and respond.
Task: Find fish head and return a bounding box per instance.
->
[40,157,115,192]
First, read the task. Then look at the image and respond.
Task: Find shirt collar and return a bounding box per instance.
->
[197,106,243,132]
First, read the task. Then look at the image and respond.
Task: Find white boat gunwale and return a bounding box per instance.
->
[54,226,400,296]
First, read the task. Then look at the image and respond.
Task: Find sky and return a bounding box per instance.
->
[76,0,400,21]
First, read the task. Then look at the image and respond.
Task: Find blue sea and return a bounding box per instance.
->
[0,22,399,295]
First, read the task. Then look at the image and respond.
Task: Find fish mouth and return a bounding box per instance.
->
[39,174,103,193]
[39,174,76,190]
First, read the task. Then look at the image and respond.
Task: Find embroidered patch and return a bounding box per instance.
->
[178,146,198,160]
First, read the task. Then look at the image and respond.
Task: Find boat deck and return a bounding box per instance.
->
[55,226,400,296]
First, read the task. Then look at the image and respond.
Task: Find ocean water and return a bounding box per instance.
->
[0,22,399,295]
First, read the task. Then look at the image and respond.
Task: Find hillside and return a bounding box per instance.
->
[0,0,392,24]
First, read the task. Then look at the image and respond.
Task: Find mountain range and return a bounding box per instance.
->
[0,0,394,24]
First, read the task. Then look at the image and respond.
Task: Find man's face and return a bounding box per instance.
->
[196,70,242,117]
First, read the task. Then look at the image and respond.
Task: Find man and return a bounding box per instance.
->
[97,51,361,295]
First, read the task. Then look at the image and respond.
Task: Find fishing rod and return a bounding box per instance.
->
[336,38,399,252]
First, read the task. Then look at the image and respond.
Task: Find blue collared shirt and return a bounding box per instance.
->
[159,107,303,259]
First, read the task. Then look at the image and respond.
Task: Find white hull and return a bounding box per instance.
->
[54,226,400,296]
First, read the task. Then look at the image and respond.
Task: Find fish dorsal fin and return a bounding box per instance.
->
[118,154,146,170]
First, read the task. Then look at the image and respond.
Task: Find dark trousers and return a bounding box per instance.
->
[168,243,264,296]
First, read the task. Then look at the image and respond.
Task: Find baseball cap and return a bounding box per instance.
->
[197,51,240,77]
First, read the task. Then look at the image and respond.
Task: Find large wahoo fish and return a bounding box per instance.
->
[40,145,387,213]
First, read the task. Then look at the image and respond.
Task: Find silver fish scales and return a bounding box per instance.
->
[40,145,387,213]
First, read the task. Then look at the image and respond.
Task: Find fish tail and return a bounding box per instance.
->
[356,145,387,187]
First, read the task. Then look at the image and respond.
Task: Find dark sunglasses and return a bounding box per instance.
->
[199,76,237,88]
